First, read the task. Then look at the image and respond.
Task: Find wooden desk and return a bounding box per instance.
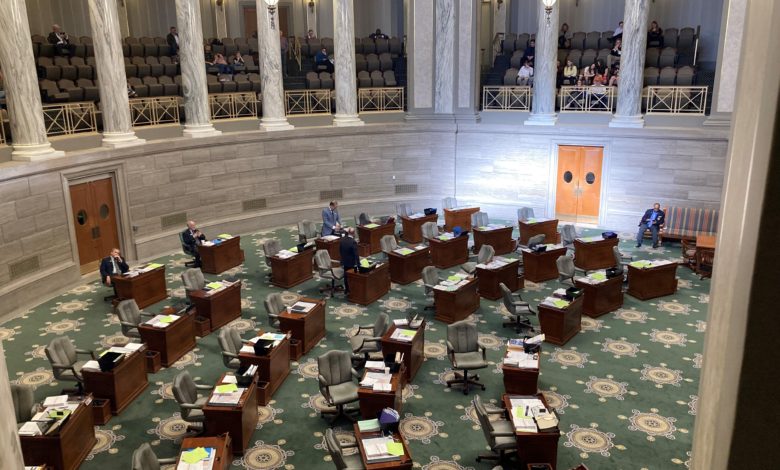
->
[627,262,678,300]
[443,206,480,232]
[428,235,469,268]
[501,348,540,395]
[473,226,516,255]
[358,223,396,255]
[502,394,561,469]
[177,435,232,470]
[203,373,258,455]
[113,266,167,309]
[315,236,341,261]
[434,278,480,324]
[388,247,431,284]
[138,312,196,367]
[573,237,619,271]
[381,322,425,382]
[270,249,315,288]
[574,275,624,317]
[538,295,583,346]
[199,236,245,274]
[188,281,242,331]
[83,349,148,415]
[239,333,291,404]
[354,425,413,470]
[278,298,326,355]
[518,219,560,245]
[476,259,522,300]
[347,263,391,305]
[20,401,96,470]
[400,214,438,244]
[357,368,405,419]
[521,247,568,283]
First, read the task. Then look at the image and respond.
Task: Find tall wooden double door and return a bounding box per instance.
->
[555,146,604,225]
[69,178,121,274]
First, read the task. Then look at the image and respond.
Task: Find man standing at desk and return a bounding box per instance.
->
[340,227,359,295]
[99,248,129,286]
[636,203,665,248]
[322,201,342,236]
[182,220,207,266]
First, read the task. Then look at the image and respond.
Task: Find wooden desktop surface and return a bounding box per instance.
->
[381,321,425,382]
[538,295,583,346]
[388,248,431,284]
[188,281,242,330]
[315,236,341,261]
[428,235,469,269]
[573,237,619,271]
[522,247,568,283]
[199,236,245,274]
[358,223,396,255]
[443,207,480,232]
[138,312,196,367]
[347,263,391,305]
[177,435,232,470]
[434,277,480,324]
[238,332,291,404]
[627,263,678,300]
[518,219,560,246]
[475,259,522,300]
[20,401,96,470]
[203,372,258,455]
[502,393,561,470]
[112,266,167,309]
[82,349,148,415]
[354,425,413,470]
[400,213,438,244]
[473,226,516,255]
[696,234,716,249]
[278,297,326,354]
[270,249,315,288]
[357,367,405,419]
[574,275,624,317]
[501,347,540,395]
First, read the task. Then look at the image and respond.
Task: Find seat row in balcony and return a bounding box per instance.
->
[300,36,403,57]
[355,53,394,72]
[502,27,697,55]
[643,66,696,87]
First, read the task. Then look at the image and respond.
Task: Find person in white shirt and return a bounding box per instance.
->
[517,60,534,86]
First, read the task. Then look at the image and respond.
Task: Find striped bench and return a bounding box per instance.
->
[660,206,719,242]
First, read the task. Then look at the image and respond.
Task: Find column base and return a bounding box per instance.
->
[333,114,364,126]
[703,112,732,127]
[11,142,65,162]
[102,131,146,148]
[182,123,222,138]
[524,113,558,126]
[260,117,294,131]
[609,114,645,128]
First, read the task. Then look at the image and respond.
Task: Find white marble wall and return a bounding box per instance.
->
[713,0,746,114]
[409,0,434,111]
[332,0,363,126]
[527,0,559,125]
[611,0,650,128]
[457,0,474,110]
[257,1,293,131]
[434,0,454,114]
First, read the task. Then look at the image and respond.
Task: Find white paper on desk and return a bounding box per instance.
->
[373,382,392,392]
[365,361,386,370]
[221,375,237,384]
[393,319,408,326]
[525,333,545,344]
[321,235,339,241]
[43,395,68,407]
[240,345,255,354]
[246,336,258,344]
[82,360,101,371]
[124,343,143,351]
[291,301,317,312]
[415,245,426,250]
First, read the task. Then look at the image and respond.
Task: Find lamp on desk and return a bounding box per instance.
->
[265,0,279,30]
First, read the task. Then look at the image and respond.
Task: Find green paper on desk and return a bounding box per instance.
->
[386,442,404,456]
[591,272,607,281]
[438,235,448,240]
[514,407,530,419]
[447,275,460,282]
[206,281,223,290]
[360,259,371,268]
[630,261,652,269]
[160,315,176,324]
[478,226,489,230]
[181,447,209,464]
[364,223,379,228]
[398,248,414,255]
[215,383,238,393]
[217,233,232,239]
[552,299,570,309]
[146,263,163,269]
[289,246,299,253]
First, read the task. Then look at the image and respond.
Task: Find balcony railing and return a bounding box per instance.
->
[559,86,617,112]
[209,92,260,120]
[42,102,97,136]
[285,89,332,116]
[129,96,180,127]
[644,86,707,115]
[481,86,532,111]
[358,87,405,113]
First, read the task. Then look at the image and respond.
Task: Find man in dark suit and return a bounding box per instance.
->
[166,26,179,57]
[182,220,206,266]
[339,227,359,294]
[99,248,129,286]
[47,24,75,56]
[636,202,665,248]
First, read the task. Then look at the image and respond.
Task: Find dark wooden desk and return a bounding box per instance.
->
[574,275,624,317]
[354,425,413,470]
[315,236,341,261]
[358,368,405,419]
[538,295,583,346]
[522,247,568,283]
[199,236,245,274]
[443,206,480,232]
[473,226,516,255]
[270,249,315,288]
[112,266,167,309]
[239,333,291,405]
[476,259,522,300]
[627,262,678,300]
[502,393,561,470]
[501,348,540,395]
[573,237,619,271]
[138,312,196,367]
[518,219,560,246]
[347,263,391,305]
[381,322,425,382]
[434,278,480,324]
[388,247,431,284]
[188,281,242,330]
[400,214,438,244]
[83,349,148,414]
[177,435,232,470]
[278,298,326,355]
[20,401,96,470]
[428,235,469,268]
[203,373,258,455]
[358,223,396,255]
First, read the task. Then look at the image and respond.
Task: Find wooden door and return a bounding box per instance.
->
[555,146,604,224]
[278,5,290,36]
[69,178,121,274]
[243,7,257,38]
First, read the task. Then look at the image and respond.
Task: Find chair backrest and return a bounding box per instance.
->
[180,268,206,291]
[612,246,624,273]
[357,212,371,225]
[473,394,499,448]
[499,282,515,310]
[422,266,439,288]
[317,350,354,387]
[298,220,318,240]
[448,320,479,353]
[218,327,243,359]
[263,239,281,257]
[172,370,198,408]
[116,299,142,326]
[380,235,398,253]
[396,203,412,218]
[528,234,546,247]
[45,336,77,368]
[264,292,285,317]
[557,255,575,277]
[324,428,348,470]
[477,244,495,264]
[442,197,457,209]
[560,224,577,244]
[373,312,389,337]
[11,384,35,423]
[131,442,161,470]
[421,221,438,240]
[180,230,196,256]
[517,207,535,220]
[471,211,489,228]
[314,249,333,272]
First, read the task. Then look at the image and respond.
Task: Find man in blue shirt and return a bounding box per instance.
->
[322,201,342,236]
[314,47,333,73]
[636,203,665,248]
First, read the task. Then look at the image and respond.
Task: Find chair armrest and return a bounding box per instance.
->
[491,430,516,438]
[139,312,155,318]
[76,349,96,360]
[318,375,333,402]
[355,325,373,335]
[180,403,203,410]
[158,457,178,465]
[194,384,213,391]
[351,368,361,381]
[423,283,437,290]
[511,299,530,307]
[222,351,238,359]
[480,345,487,360]
[341,442,360,449]
[269,313,280,320]
[486,408,505,415]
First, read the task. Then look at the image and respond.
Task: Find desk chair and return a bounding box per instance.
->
[556,255,585,285]
[298,219,319,243]
[11,384,37,426]
[442,197,458,210]
[324,428,365,470]
[263,239,282,280]
[421,266,440,311]
[315,249,345,297]
[560,224,578,252]
[613,246,633,282]
[681,239,697,270]
[179,231,198,267]
[396,203,412,218]
[379,234,398,260]
[348,312,389,367]
[172,370,212,434]
[471,211,489,229]
[695,248,714,279]
[520,233,546,251]
[317,350,361,423]
[446,320,488,394]
[131,443,177,470]
[473,394,518,465]
[45,336,95,394]
[264,292,284,329]
[181,268,206,299]
[462,244,494,274]
[116,299,155,340]
[517,207,535,221]
[421,221,439,245]
[356,212,372,226]
[499,283,536,334]
[218,327,243,370]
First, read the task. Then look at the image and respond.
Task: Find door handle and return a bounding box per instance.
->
[91,226,101,239]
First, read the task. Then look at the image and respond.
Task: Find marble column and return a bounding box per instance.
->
[175,0,221,137]
[609,0,649,128]
[332,0,363,126]
[526,0,558,126]
[454,0,480,121]
[256,0,293,130]
[0,0,64,161]
[406,0,435,117]
[0,343,24,469]
[704,0,747,127]
[88,0,145,148]
[434,0,454,115]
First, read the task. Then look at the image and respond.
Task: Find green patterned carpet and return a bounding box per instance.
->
[1,221,706,470]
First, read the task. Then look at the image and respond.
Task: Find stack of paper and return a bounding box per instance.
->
[365,360,386,370]
[357,418,380,432]
[504,351,538,368]
[541,297,570,309]
[145,314,179,328]
[577,270,608,284]
[275,250,297,259]
[43,395,69,407]
[393,247,415,256]
[290,301,317,313]
[364,223,380,229]
[208,387,244,406]
[82,360,101,371]
[360,372,392,389]
[239,345,255,354]
[177,446,215,470]
[320,235,340,241]
[629,260,653,269]
[408,213,424,219]
[217,234,232,239]
[390,329,416,342]
[362,437,401,462]
[437,233,455,240]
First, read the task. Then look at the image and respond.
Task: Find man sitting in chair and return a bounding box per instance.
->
[99,248,129,296]
[636,202,665,248]
[182,220,206,267]
[321,200,342,236]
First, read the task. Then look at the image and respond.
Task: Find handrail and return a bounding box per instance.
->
[559,86,617,112]
[129,96,180,127]
[291,36,302,70]
[358,87,405,113]
[285,89,332,116]
[0,115,5,145]
[491,32,504,66]
[209,92,260,120]
[644,86,707,115]
[481,86,532,111]
[42,102,98,136]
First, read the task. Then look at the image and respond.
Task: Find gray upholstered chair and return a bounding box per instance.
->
[396,203,412,218]
[348,312,389,366]
[517,207,535,221]
[560,224,578,251]
[473,394,518,465]
[131,442,176,470]
[613,246,633,275]
[556,254,584,285]
[442,197,458,210]
[471,211,489,228]
[325,428,366,469]
[499,283,536,334]
[315,249,345,297]
[264,292,285,329]
[522,233,546,251]
[421,221,439,243]
[446,320,488,394]
[380,234,398,258]
[116,299,154,340]
[317,350,360,422]
[181,268,206,298]
[11,384,37,425]
[179,231,198,267]
[356,212,373,226]
[45,336,95,392]
[462,244,495,274]
[298,219,319,242]
[421,266,440,311]
[263,239,282,279]
[172,370,211,433]
[218,327,243,370]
